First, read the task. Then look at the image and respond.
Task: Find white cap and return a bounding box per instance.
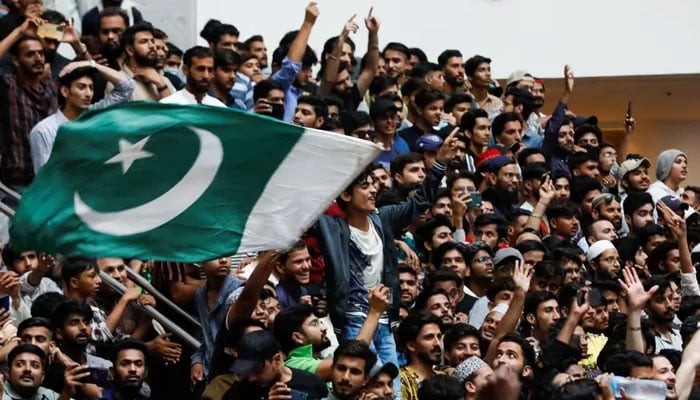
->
[587,239,616,262]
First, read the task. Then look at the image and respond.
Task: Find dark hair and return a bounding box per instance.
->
[492,112,522,138]
[533,260,561,280]
[273,304,314,353]
[444,94,473,114]
[31,292,66,319]
[679,295,700,321]
[397,312,443,358]
[17,317,53,337]
[409,62,442,79]
[183,46,212,67]
[414,288,451,314]
[121,21,155,50]
[9,35,41,57]
[459,108,488,134]
[369,75,398,97]
[443,323,480,352]
[551,247,582,268]
[623,192,654,216]
[408,47,427,63]
[656,350,682,370]
[637,224,668,246]
[486,278,517,302]
[61,257,98,285]
[401,78,428,101]
[8,344,46,368]
[522,162,550,182]
[152,28,168,41]
[390,152,423,180]
[567,151,598,172]
[546,200,579,220]
[340,110,371,135]
[214,48,240,69]
[446,170,477,195]
[474,214,508,242]
[332,340,377,376]
[517,148,546,168]
[242,35,264,51]
[524,290,557,317]
[336,165,375,211]
[253,79,284,102]
[464,55,491,77]
[398,264,418,278]
[431,242,468,269]
[602,350,652,376]
[51,299,94,331]
[112,339,149,364]
[498,332,536,368]
[413,88,445,110]
[200,19,239,45]
[574,124,602,145]
[569,177,602,204]
[437,49,463,68]
[418,375,465,400]
[382,42,410,60]
[166,42,183,58]
[647,240,679,275]
[322,96,344,114]
[556,379,603,400]
[427,268,462,288]
[417,215,454,250]
[58,66,98,107]
[41,9,67,24]
[98,7,129,28]
[278,239,308,266]
[297,95,328,120]
[644,275,673,298]
[515,239,548,255]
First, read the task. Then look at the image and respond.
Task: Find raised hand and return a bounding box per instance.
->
[657,200,686,237]
[564,65,575,94]
[618,266,657,311]
[368,284,390,314]
[304,2,320,25]
[436,127,460,164]
[512,260,532,292]
[61,22,80,44]
[364,7,380,33]
[569,289,590,318]
[342,14,359,37]
[538,175,555,205]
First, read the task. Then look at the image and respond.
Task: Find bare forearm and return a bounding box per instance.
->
[625,308,645,352]
[525,200,549,231]
[0,27,22,60]
[356,31,379,94]
[105,298,129,333]
[95,63,128,85]
[355,310,381,343]
[679,234,693,274]
[227,261,274,327]
[556,315,580,344]
[288,21,314,63]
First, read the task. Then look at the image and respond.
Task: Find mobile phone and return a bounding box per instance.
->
[80,367,109,386]
[0,295,9,311]
[576,290,586,306]
[37,23,64,41]
[470,193,482,209]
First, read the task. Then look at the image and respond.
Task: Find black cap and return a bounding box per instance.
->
[230,330,281,376]
[369,361,399,380]
[370,98,400,119]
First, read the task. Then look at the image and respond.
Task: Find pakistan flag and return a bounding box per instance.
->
[10,102,380,262]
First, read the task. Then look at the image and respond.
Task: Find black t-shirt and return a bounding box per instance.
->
[223,368,328,400]
[398,125,426,152]
[456,293,478,315]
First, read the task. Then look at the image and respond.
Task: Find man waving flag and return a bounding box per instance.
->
[10,102,380,262]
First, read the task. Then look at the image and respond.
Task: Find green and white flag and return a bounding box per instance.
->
[10,102,380,262]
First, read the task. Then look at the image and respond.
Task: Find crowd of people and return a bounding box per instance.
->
[0,0,698,399]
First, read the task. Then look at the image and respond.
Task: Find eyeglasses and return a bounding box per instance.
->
[474,256,493,264]
[455,185,477,194]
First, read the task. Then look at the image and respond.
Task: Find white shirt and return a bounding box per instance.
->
[160,89,227,107]
[647,180,683,204]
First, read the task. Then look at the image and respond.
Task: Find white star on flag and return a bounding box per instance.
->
[105,137,154,174]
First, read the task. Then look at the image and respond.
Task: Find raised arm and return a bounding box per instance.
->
[0,17,40,60]
[556,291,589,345]
[226,251,280,329]
[677,328,700,400]
[318,15,358,96]
[288,2,319,64]
[355,8,380,96]
[619,266,658,353]
[542,65,574,158]
[525,175,554,232]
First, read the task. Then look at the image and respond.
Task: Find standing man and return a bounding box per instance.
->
[437,49,465,95]
[161,46,225,106]
[398,312,444,400]
[464,54,503,119]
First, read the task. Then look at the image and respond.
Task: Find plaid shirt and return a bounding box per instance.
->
[0,70,58,185]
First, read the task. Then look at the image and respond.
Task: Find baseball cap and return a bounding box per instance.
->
[370,98,400,119]
[591,193,617,210]
[587,240,615,262]
[485,156,515,173]
[230,330,281,376]
[661,195,688,212]
[572,115,599,128]
[506,70,534,87]
[617,158,651,180]
[493,247,524,266]
[416,134,443,152]
[369,361,399,381]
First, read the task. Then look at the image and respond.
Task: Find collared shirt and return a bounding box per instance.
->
[192,275,243,374]
[29,78,135,172]
[0,70,58,185]
[230,71,255,111]
[107,63,173,101]
[284,344,322,374]
[400,365,446,400]
[655,329,683,353]
[476,94,503,120]
[269,56,302,122]
[160,89,227,107]
[3,382,65,400]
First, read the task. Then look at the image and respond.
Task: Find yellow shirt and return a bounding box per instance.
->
[400,365,446,400]
[579,333,607,370]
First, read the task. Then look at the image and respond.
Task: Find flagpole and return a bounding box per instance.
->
[99,271,202,349]
[125,266,202,329]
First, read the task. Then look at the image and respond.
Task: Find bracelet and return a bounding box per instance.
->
[627,326,641,331]
[531,214,543,218]
[157,84,168,92]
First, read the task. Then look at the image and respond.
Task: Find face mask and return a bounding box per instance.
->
[163,67,185,83]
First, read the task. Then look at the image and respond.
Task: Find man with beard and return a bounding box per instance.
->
[82,0,143,38]
[39,10,85,77]
[0,19,58,189]
[326,340,377,400]
[29,60,134,172]
[48,300,113,396]
[274,240,313,308]
[390,152,426,199]
[437,49,465,95]
[153,28,184,90]
[4,344,87,400]
[479,156,520,218]
[382,42,410,86]
[94,8,127,70]
[591,193,623,234]
[161,46,225,106]
[101,340,150,400]
[111,21,174,101]
[645,276,683,352]
[224,330,328,400]
[397,312,444,400]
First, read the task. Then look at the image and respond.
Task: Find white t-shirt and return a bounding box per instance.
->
[349,223,384,289]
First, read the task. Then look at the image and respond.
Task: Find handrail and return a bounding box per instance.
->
[99,271,201,349]
[0,180,20,203]
[0,202,15,218]
[125,266,201,329]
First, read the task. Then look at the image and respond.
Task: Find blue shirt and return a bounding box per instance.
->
[191,275,243,375]
[270,56,302,122]
[375,137,410,169]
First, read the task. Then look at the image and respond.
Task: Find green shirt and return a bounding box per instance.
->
[284,344,322,374]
